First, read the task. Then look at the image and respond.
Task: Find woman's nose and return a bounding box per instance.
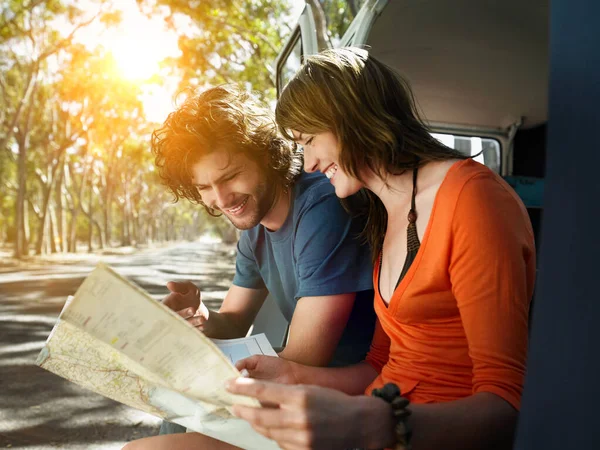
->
[303,147,318,173]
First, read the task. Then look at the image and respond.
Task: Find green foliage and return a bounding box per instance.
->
[320,0,362,44]
[139,0,295,100]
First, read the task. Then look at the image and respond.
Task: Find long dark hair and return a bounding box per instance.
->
[276,47,467,262]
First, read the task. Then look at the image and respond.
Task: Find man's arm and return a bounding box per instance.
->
[186,285,268,339]
[278,293,355,366]
[281,186,374,368]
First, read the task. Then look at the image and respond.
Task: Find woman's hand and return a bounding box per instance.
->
[225,378,395,450]
[235,355,299,385]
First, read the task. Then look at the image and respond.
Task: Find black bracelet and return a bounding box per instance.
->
[371,383,412,450]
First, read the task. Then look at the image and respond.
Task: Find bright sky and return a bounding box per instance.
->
[74,0,305,123]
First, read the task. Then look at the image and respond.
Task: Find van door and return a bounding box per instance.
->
[250,6,320,348]
[274,4,319,96]
[339,0,389,47]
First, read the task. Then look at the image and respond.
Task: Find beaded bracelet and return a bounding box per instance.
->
[371,383,412,450]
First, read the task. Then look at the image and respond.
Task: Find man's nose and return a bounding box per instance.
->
[212,185,232,209]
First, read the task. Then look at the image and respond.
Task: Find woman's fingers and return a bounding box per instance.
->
[240,411,314,450]
[232,404,308,429]
[233,356,297,384]
[227,378,309,407]
[235,355,260,372]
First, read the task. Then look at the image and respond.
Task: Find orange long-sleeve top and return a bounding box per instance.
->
[364,159,536,410]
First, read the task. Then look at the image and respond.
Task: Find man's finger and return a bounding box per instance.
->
[186,316,206,327]
[226,378,308,407]
[176,307,196,319]
[166,280,196,295]
[162,292,181,306]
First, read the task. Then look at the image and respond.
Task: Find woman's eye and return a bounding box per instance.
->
[306,137,314,146]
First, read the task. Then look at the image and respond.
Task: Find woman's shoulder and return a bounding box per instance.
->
[439,159,532,234]
[431,158,529,225]
[444,157,493,180]
[437,158,509,199]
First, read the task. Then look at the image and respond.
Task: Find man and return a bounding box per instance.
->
[151,84,375,438]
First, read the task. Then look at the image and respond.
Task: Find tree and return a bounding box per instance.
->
[1,0,368,256]
[1,0,110,257]
[138,0,295,100]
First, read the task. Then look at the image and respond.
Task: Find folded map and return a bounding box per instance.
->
[36,262,280,449]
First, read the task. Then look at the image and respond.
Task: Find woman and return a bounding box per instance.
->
[226,47,536,450]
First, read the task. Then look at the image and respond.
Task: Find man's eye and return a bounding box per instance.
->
[223,172,239,182]
[305,137,314,146]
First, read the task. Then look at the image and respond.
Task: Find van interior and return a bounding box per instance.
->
[260,0,548,346]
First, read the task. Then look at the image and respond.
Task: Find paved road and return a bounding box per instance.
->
[0,241,236,449]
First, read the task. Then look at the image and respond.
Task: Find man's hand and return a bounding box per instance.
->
[162,281,209,331]
[235,355,299,385]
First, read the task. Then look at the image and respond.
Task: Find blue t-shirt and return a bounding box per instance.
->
[233,171,376,366]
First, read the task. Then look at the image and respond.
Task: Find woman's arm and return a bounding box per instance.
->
[227,378,397,450]
[236,355,378,395]
[408,392,517,450]
[236,316,387,395]
[449,174,534,410]
[227,379,517,450]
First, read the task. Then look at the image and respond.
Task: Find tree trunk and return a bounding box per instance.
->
[121,202,131,246]
[69,154,89,253]
[55,163,66,252]
[14,140,27,258]
[95,220,104,249]
[306,0,332,51]
[103,201,111,247]
[102,147,118,248]
[13,66,40,259]
[86,174,93,252]
[49,203,58,254]
[68,207,78,253]
[44,213,51,255]
[22,199,30,254]
[132,209,140,246]
[35,177,54,255]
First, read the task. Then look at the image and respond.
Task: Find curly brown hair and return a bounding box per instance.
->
[152,84,303,215]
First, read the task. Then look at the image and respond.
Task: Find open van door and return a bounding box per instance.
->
[249,5,320,349]
[339,0,389,48]
[274,4,319,96]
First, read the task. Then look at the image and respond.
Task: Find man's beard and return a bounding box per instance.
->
[222,178,276,231]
